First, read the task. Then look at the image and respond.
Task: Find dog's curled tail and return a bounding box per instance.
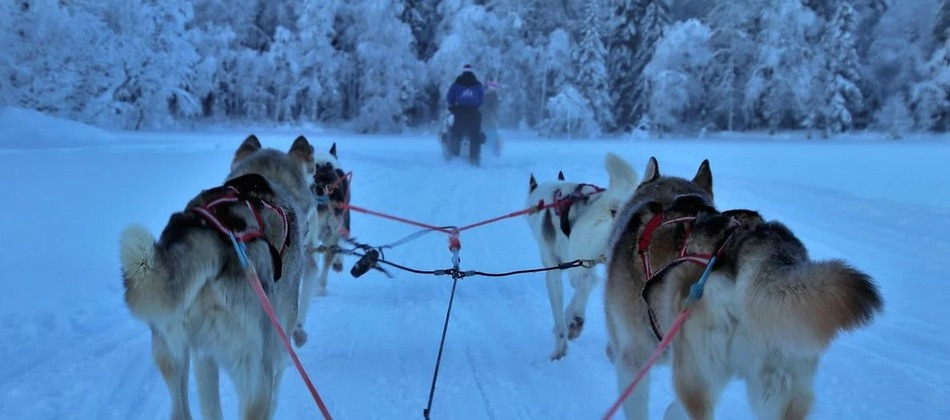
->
[604,153,638,191]
[120,224,179,321]
[742,259,883,354]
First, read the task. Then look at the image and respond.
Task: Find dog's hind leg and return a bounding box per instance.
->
[565,267,595,340]
[606,308,658,420]
[231,351,278,420]
[150,328,193,420]
[746,356,817,420]
[613,349,651,420]
[194,355,224,420]
[670,348,718,420]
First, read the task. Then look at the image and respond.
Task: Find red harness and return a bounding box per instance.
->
[321,170,353,238]
[551,183,605,216]
[636,212,713,341]
[190,181,290,280]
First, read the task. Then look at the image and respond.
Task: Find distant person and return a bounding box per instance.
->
[445,64,485,165]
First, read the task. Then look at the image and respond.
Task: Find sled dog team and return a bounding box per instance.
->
[119,135,882,419]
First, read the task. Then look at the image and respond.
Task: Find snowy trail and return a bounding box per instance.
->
[1,129,948,419]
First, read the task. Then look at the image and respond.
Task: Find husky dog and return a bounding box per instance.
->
[293,142,351,347]
[525,153,639,360]
[119,135,317,420]
[604,158,883,419]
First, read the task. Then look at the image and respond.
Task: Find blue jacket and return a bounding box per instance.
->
[446,73,484,108]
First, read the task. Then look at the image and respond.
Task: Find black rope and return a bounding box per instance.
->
[344,246,595,280]
[423,275,459,419]
[471,260,588,277]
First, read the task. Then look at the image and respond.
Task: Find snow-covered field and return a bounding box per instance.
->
[1,108,948,419]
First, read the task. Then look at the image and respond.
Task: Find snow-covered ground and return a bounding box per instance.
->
[1,108,948,419]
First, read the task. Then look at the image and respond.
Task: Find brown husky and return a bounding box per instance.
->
[604,158,883,419]
[119,135,317,420]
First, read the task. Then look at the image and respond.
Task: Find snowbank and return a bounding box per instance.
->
[0,107,119,150]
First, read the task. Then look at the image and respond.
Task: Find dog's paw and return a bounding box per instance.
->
[315,285,327,297]
[567,316,585,340]
[549,332,568,361]
[332,260,343,272]
[549,345,568,361]
[292,325,308,347]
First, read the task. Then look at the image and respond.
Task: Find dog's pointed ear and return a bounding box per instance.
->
[692,159,713,197]
[329,143,337,159]
[289,135,315,174]
[233,134,262,167]
[529,174,538,192]
[557,171,565,181]
[642,157,660,184]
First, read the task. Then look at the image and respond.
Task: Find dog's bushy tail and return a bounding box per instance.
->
[120,223,220,322]
[604,153,638,191]
[741,259,883,354]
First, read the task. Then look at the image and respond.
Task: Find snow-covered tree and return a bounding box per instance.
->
[294,0,342,122]
[910,37,950,130]
[935,0,950,45]
[1,0,106,117]
[402,0,440,60]
[572,2,615,131]
[630,0,671,128]
[866,0,939,113]
[744,0,822,132]
[873,94,916,138]
[607,0,672,130]
[428,5,505,94]
[644,19,712,133]
[2,0,946,133]
[703,0,758,131]
[812,1,867,135]
[350,0,424,133]
[606,0,638,130]
[540,85,601,138]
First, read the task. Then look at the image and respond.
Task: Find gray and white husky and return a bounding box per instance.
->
[293,142,351,347]
[119,135,317,420]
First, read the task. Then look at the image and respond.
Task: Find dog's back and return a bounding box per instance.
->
[704,214,882,354]
[119,135,316,420]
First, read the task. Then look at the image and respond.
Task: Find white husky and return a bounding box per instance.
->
[524,153,639,360]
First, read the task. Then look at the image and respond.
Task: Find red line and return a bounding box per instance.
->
[457,207,536,232]
[244,263,333,420]
[602,309,691,420]
[341,203,452,233]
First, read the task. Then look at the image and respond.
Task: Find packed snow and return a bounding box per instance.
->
[0,110,948,419]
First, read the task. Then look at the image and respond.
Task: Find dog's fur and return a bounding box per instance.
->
[293,143,350,347]
[525,153,639,360]
[604,157,883,419]
[119,135,317,420]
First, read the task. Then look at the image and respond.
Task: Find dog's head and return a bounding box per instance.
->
[632,156,714,208]
[312,143,347,203]
[681,209,763,272]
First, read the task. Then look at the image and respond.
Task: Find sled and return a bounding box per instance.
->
[438,113,483,166]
